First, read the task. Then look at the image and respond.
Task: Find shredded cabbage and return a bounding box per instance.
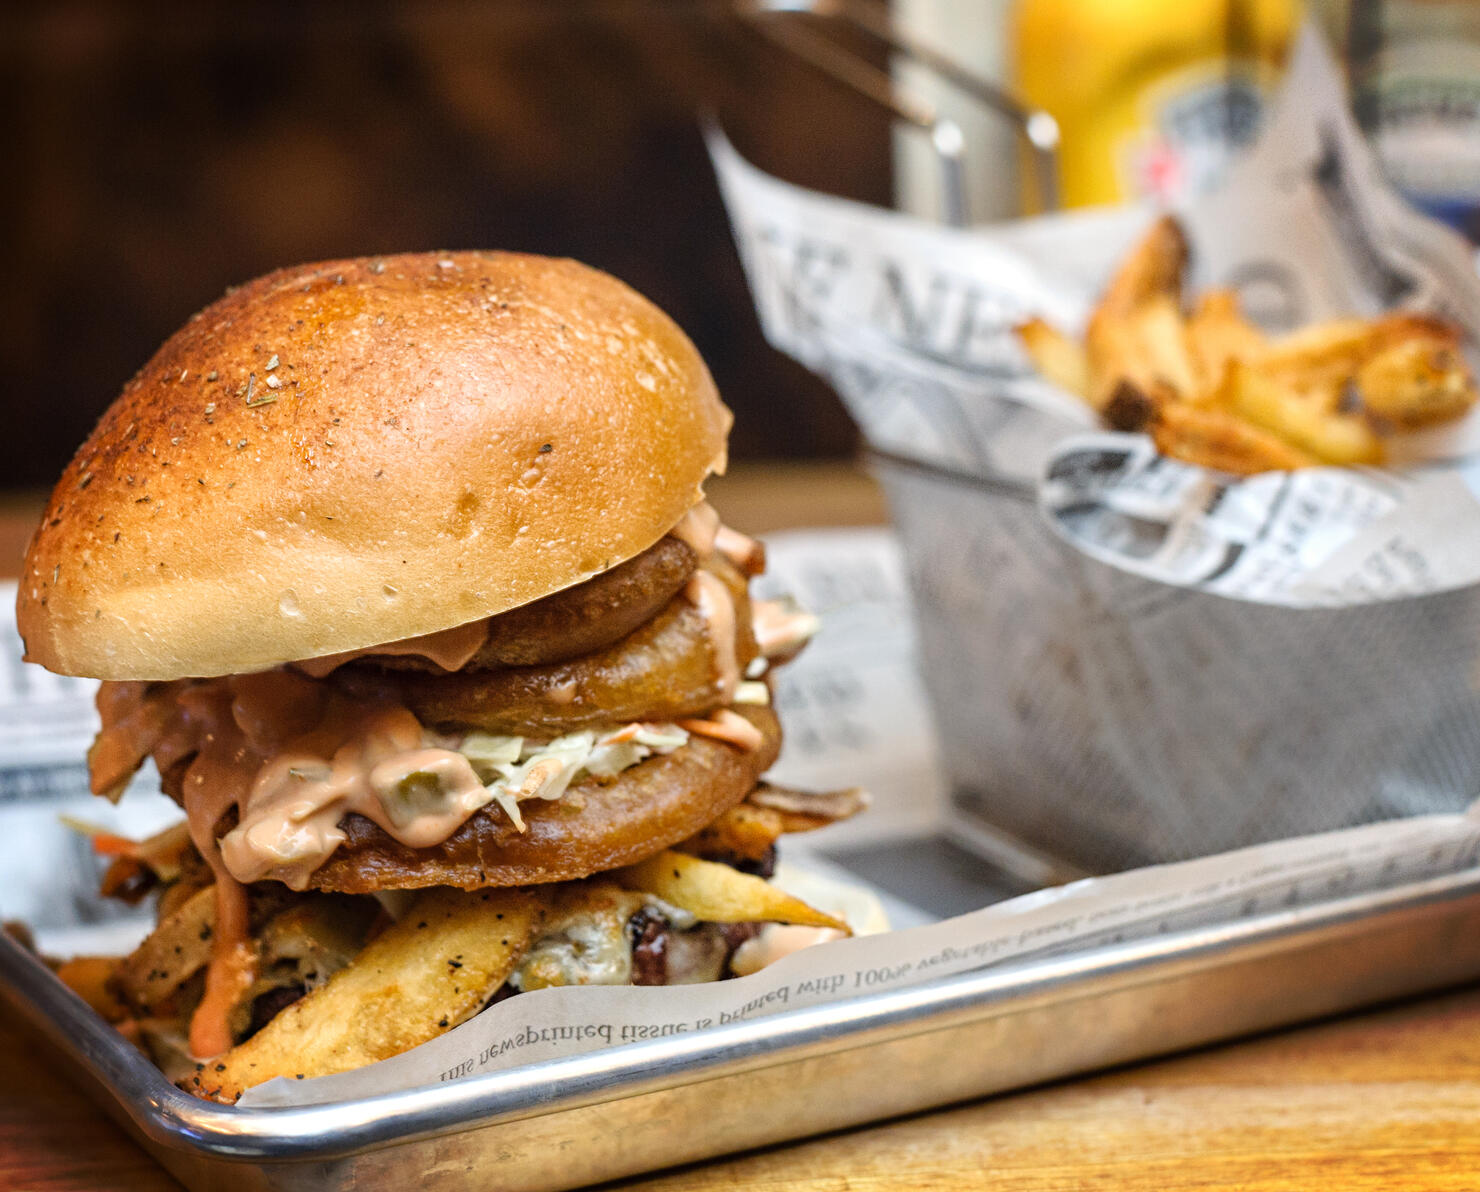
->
[459,732,523,769]
[457,722,690,832]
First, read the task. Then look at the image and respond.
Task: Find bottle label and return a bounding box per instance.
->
[1119,66,1270,204]
[1365,38,1480,225]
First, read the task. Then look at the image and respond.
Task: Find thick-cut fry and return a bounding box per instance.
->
[1358,336,1479,428]
[1014,212,1478,474]
[1216,363,1384,467]
[1084,217,1194,412]
[255,897,381,979]
[1086,308,1152,412]
[1016,317,1090,398]
[1152,402,1316,475]
[616,850,848,932]
[229,896,383,1042]
[1187,289,1265,394]
[115,884,218,1011]
[1372,312,1463,351]
[1258,318,1375,375]
[1252,314,1452,410]
[1099,215,1188,314]
[114,882,300,1014]
[1086,296,1195,412]
[188,886,544,1103]
[1129,296,1198,397]
[678,804,790,863]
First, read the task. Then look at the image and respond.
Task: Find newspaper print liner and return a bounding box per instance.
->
[241,802,1480,1106]
[709,26,1480,607]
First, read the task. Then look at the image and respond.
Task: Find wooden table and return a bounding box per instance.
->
[4,464,1480,1190]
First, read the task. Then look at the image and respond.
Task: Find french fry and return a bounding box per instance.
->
[1357,335,1479,428]
[1099,215,1188,314]
[1013,211,1478,473]
[1216,362,1385,467]
[1152,401,1316,475]
[1252,315,1457,412]
[616,850,847,932]
[678,803,790,864]
[1015,317,1090,399]
[115,883,217,1011]
[188,886,544,1103]
[1187,289,1265,394]
[1087,296,1196,412]
[1078,217,1196,414]
[1085,307,1150,412]
[1371,311,1464,350]
[1130,296,1199,397]
[1258,318,1375,373]
[255,896,381,980]
[114,882,299,1014]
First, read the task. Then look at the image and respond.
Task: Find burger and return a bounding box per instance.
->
[20,252,868,1102]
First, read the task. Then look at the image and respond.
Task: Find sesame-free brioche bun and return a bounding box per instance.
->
[18,252,731,680]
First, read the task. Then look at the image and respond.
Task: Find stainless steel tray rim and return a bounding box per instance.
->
[9,866,1480,1166]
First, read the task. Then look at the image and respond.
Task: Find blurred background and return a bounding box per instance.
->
[0,0,1468,493]
[0,1,893,489]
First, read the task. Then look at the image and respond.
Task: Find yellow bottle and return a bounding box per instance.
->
[1013,0,1300,209]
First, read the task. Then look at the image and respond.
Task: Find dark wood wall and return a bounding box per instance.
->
[1,1,893,490]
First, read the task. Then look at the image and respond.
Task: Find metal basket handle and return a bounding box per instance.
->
[734,0,1060,224]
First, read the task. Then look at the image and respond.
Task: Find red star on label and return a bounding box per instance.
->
[1137,141,1185,201]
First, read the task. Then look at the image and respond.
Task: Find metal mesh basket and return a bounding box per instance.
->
[877,453,1480,875]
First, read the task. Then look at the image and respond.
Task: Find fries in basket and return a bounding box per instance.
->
[1016,217,1480,475]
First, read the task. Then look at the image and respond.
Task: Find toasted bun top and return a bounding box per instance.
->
[19,252,731,679]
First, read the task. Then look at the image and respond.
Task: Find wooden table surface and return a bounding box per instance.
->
[3,464,1480,1190]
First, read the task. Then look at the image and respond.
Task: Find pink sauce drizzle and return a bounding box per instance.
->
[715,525,764,573]
[730,925,846,977]
[669,502,721,557]
[92,674,491,1056]
[751,599,819,659]
[683,571,739,701]
[293,617,491,679]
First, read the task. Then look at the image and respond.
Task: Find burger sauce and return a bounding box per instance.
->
[91,674,493,1058]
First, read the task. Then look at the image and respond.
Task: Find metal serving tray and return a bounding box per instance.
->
[6,866,1480,1191]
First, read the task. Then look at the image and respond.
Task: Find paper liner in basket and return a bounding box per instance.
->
[709,26,1480,609]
